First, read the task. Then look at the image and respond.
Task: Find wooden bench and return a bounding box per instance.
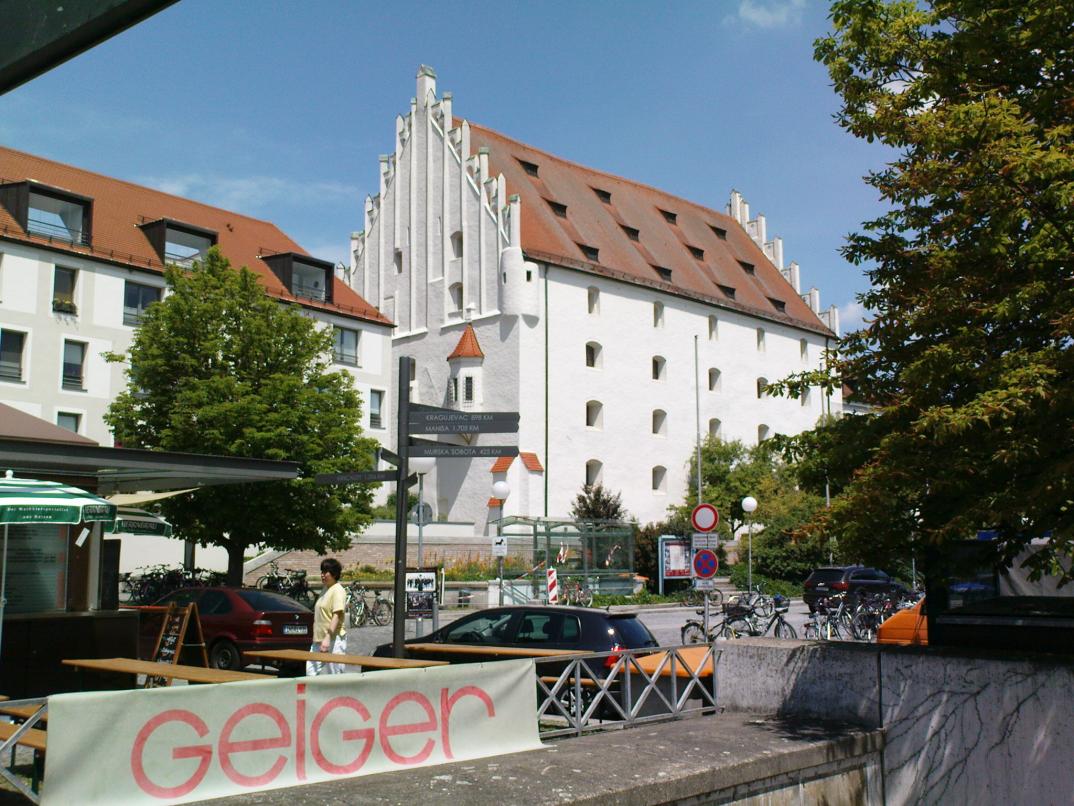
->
[0,722,47,753]
[0,705,47,724]
[243,649,449,670]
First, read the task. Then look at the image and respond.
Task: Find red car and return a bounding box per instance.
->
[141,587,313,671]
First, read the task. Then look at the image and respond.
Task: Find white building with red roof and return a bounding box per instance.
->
[0,146,393,446]
[350,66,842,531]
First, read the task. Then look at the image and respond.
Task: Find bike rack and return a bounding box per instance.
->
[535,644,720,738]
[0,697,48,804]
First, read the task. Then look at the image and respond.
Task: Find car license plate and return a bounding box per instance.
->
[816,584,827,590]
[283,625,308,635]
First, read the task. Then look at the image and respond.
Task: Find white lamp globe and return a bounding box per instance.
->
[491,480,511,500]
[741,496,758,514]
[410,457,436,475]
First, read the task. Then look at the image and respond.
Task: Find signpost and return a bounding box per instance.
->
[690,503,719,533]
[689,505,720,636]
[317,357,521,657]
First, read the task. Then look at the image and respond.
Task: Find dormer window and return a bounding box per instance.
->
[710,225,728,240]
[139,218,216,267]
[652,266,672,282]
[659,209,677,225]
[0,182,93,245]
[518,159,540,177]
[718,284,736,299]
[769,297,787,313]
[738,260,756,276]
[577,243,599,262]
[593,187,612,204]
[687,245,704,260]
[261,252,334,303]
[621,224,640,241]
[546,200,568,218]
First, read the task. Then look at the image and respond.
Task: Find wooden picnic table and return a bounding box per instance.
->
[243,649,449,670]
[404,642,584,658]
[61,657,271,684]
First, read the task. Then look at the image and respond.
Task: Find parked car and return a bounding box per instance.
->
[372,605,659,662]
[140,586,313,671]
[802,566,909,612]
[877,598,928,645]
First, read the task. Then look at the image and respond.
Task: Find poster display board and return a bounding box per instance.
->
[43,660,541,805]
[2,523,67,614]
[405,569,436,617]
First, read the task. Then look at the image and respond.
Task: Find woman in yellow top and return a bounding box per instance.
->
[307,558,347,675]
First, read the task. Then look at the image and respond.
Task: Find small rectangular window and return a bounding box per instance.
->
[333,326,360,366]
[659,209,677,225]
[593,187,612,204]
[688,245,704,260]
[56,411,81,433]
[53,266,77,314]
[718,284,736,299]
[0,329,26,381]
[369,389,384,429]
[62,340,86,390]
[653,266,672,282]
[710,225,728,240]
[621,225,640,241]
[123,281,162,326]
[464,376,474,402]
[450,377,459,404]
[577,243,599,262]
[546,200,567,218]
[738,260,755,275]
[519,159,540,177]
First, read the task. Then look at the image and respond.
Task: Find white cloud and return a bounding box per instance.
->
[138,173,359,215]
[730,0,806,28]
[839,300,871,332]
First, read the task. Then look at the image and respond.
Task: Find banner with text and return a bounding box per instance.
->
[43,660,541,805]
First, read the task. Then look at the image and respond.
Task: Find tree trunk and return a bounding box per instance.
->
[226,541,247,587]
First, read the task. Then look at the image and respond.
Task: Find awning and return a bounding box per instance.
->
[106,489,196,507]
[107,507,172,537]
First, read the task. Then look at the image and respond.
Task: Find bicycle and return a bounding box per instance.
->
[720,594,798,639]
[739,583,775,618]
[256,561,315,608]
[680,586,723,609]
[803,594,853,640]
[345,582,393,627]
[680,609,740,643]
[560,577,593,607]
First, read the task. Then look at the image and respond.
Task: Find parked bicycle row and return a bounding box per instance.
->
[121,565,227,604]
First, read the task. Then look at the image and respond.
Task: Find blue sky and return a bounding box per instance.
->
[2,0,885,330]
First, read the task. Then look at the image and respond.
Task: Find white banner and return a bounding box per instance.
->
[43,660,541,805]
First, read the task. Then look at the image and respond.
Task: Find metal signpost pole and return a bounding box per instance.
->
[391,356,413,658]
[416,471,425,637]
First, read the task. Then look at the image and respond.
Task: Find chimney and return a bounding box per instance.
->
[416,64,437,103]
[442,91,453,130]
[478,147,490,183]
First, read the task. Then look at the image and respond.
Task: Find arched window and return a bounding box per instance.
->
[586,400,603,429]
[450,231,463,260]
[587,286,600,315]
[801,387,811,407]
[758,424,770,443]
[652,356,666,381]
[585,341,602,368]
[756,377,768,399]
[800,338,808,361]
[708,368,721,391]
[708,418,721,437]
[585,459,603,486]
[651,465,667,493]
[708,315,718,340]
[756,327,766,351]
[394,249,403,273]
[652,409,667,436]
[448,282,463,313]
[653,301,664,328]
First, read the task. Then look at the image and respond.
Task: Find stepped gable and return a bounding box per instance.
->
[466,123,831,336]
[447,323,484,360]
[0,145,390,326]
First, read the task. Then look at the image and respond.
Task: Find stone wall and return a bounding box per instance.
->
[715,638,1074,804]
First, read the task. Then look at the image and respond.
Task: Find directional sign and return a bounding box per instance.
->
[691,503,719,533]
[409,444,520,459]
[378,447,401,466]
[692,548,719,580]
[316,470,396,484]
[408,404,520,435]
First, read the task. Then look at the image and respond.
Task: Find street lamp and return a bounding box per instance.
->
[491,480,510,605]
[411,457,435,636]
[741,496,758,593]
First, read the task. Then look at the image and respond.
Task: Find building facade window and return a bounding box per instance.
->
[585,460,603,486]
[708,368,721,391]
[450,231,463,259]
[585,341,602,368]
[393,249,403,274]
[652,356,666,381]
[652,409,667,436]
[449,282,464,313]
[587,286,599,314]
[463,375,475,404]
[708,418,721,437]
[757,328,766,351]
[164,226,213,266]
[449,377,459,404]
[758,424,771,443]
[27,189,90,245]
[56,411,81,433]
[801,387,811,406]
[586,400,603,429]
[708,315,718,340]
[332,326,360,366]
[123,281,162,326]
[653,301,664,328]
[53,266,78,314]
[0,329,26,381]
[62,340,86,390]
[756,377,768,399]
[800,339,808,361]
[651,465,667,493]
[369,389,384,429]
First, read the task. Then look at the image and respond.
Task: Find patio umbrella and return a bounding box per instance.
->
[0,471,117,652]
[107,507,173,537]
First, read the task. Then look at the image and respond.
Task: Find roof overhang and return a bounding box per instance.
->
[0,438,299,494]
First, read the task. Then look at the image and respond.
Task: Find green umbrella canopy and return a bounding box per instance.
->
[107,507,173,537]
[0,473,117,526]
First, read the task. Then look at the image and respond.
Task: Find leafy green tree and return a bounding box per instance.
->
[782,0,1074,582]
[105,249,378,584]
[674,438,773,544]
[570,484,628,522]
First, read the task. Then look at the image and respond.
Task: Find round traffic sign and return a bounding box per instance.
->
[690,503,719,533]
[692,548,719,579]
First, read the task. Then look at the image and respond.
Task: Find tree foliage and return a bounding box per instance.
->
[792,0,1074,583]
[105,249,378,583]
[570,484,628,522]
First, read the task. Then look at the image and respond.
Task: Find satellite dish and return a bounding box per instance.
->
[409,502,433,525]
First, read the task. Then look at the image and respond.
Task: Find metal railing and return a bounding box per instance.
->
[534,644,720,738]
[0,696,48,803]
[26,218,89,246]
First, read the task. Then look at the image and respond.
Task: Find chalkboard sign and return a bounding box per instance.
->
[145,602,207,687]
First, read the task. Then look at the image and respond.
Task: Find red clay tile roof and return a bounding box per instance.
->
[467,123,832,336]
[520,452,543,472]
[0,146,391,326]
[487,497,504,508]
[490,456,514,473]
[447,324,484,360]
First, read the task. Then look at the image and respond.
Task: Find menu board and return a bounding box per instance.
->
[2,523,67,613]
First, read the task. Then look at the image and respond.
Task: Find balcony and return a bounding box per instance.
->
[292,280,327,302]
[27,216,90,246]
